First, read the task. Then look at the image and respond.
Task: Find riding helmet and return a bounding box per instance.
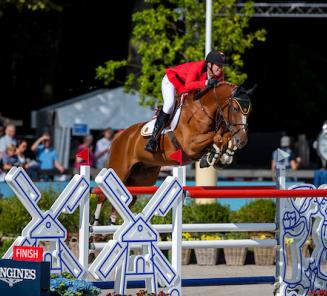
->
[205,50,227,66]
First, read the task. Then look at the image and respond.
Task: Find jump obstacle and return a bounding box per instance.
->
[3,151,327,295]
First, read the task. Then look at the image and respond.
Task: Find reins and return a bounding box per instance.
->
[198,85,249,139]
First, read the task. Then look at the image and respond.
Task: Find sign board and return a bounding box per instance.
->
[13,246,43,262]
[72,123,89,136]
[0,259,50,296]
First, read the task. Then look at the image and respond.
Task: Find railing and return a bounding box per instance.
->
[4,152,327,295]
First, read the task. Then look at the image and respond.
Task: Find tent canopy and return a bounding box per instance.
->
[48,88,154,129]
[34,88,155,167]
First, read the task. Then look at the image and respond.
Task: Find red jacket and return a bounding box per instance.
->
[165,60,224,94]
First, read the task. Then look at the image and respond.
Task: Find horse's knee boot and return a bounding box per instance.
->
[199,155,210,168]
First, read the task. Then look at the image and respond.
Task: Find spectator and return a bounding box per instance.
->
[1,144,20,172]
[0,124,16,157]
[271,136,300,177]
[16,139,29,167]
[0,121,4,138]
[31,133,65,173]
[95,128,114,169]
[16,139,39,179]
[75,134,95,169]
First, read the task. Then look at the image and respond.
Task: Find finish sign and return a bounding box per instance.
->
[13,246,43,262]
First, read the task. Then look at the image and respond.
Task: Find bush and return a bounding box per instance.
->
[230,199,276,223]
[0,238,15,257]
[224,232,249,240]
[50,272,101,296]
[185,202,231,224]
[0,189,84,236]
[0,195,31,236]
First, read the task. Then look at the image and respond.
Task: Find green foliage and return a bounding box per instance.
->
[224,232,249,239]
[0,195,33,236]
[96,60,128,86]
[96,0,266,107]
[0,189,80,236]
[51,271,76,280]
[92,196,230,225]
[0,0,62,12]
[230,199,276,223]
[134,198,231,224]
[184,201,231,223]
[0,238,15,257]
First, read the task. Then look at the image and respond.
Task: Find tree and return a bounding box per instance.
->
[0,0,62,12]
[96,0,266,108]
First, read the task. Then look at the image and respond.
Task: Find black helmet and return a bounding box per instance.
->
[205,50,227,66]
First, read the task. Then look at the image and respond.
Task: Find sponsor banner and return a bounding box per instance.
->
[0,259,50,296]
[13,246,43,262]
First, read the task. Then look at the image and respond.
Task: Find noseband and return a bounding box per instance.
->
[198,85,251,139]
[214,90,250,138]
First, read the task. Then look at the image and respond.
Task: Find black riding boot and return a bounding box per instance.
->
[145,110,170,153]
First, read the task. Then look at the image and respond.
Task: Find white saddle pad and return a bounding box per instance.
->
[141,107,182,137]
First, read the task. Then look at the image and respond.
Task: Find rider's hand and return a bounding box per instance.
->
[207,78,218,88]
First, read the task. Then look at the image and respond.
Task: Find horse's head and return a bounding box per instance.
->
[214,83,254,150]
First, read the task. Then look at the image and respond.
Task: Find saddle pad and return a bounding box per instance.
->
[141,106,182,137]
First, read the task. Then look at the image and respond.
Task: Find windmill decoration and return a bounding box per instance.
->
[89,168,182,296]
[2,166,89,278]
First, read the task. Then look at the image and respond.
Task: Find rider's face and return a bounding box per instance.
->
[208,63,223,77]
[212,63,223,76]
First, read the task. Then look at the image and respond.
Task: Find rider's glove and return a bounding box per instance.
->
[207,78,218,88]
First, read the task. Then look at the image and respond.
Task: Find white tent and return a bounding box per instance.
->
[34,88,154,167]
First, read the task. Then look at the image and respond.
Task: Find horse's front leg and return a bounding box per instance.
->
[214,133,239,167]
[186,131,216,158]
[199,130,231,168]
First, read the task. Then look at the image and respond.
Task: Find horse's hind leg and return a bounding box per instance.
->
[102,131,138,224]
[125,164,161,187]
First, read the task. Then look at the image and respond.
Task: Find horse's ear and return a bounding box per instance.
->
[232,85,242,96]
[246,84,257,96]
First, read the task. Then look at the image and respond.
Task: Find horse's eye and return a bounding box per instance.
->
[233,106,238,112]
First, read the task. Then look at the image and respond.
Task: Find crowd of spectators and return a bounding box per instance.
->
[0,121,115,181]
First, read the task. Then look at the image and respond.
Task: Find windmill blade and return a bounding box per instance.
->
[89,240,127,281]
[143,176,182,222]
[51,174,89,218]
[151,244,178,286]
[95,168,135,223]
[5,167,43,219]
[59,241,86,278]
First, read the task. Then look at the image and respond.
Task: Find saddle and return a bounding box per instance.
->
[141,93,187,137]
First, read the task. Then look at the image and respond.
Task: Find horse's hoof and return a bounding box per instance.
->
[88,252,95,263]
[90,216,100,226]
[108,218,116,225]
[220,153,233,165]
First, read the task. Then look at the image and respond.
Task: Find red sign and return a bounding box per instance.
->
[13,246,43,262]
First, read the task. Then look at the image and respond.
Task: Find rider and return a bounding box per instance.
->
[144,50,227,153]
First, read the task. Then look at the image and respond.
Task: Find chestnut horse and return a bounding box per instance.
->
[93,81,254,224]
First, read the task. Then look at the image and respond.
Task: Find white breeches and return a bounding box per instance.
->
[162,75,176,114]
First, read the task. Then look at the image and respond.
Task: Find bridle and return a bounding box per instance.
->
[198,85,251,140]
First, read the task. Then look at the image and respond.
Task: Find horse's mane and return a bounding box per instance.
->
[216,81,236,88]
[186,80,237,102]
